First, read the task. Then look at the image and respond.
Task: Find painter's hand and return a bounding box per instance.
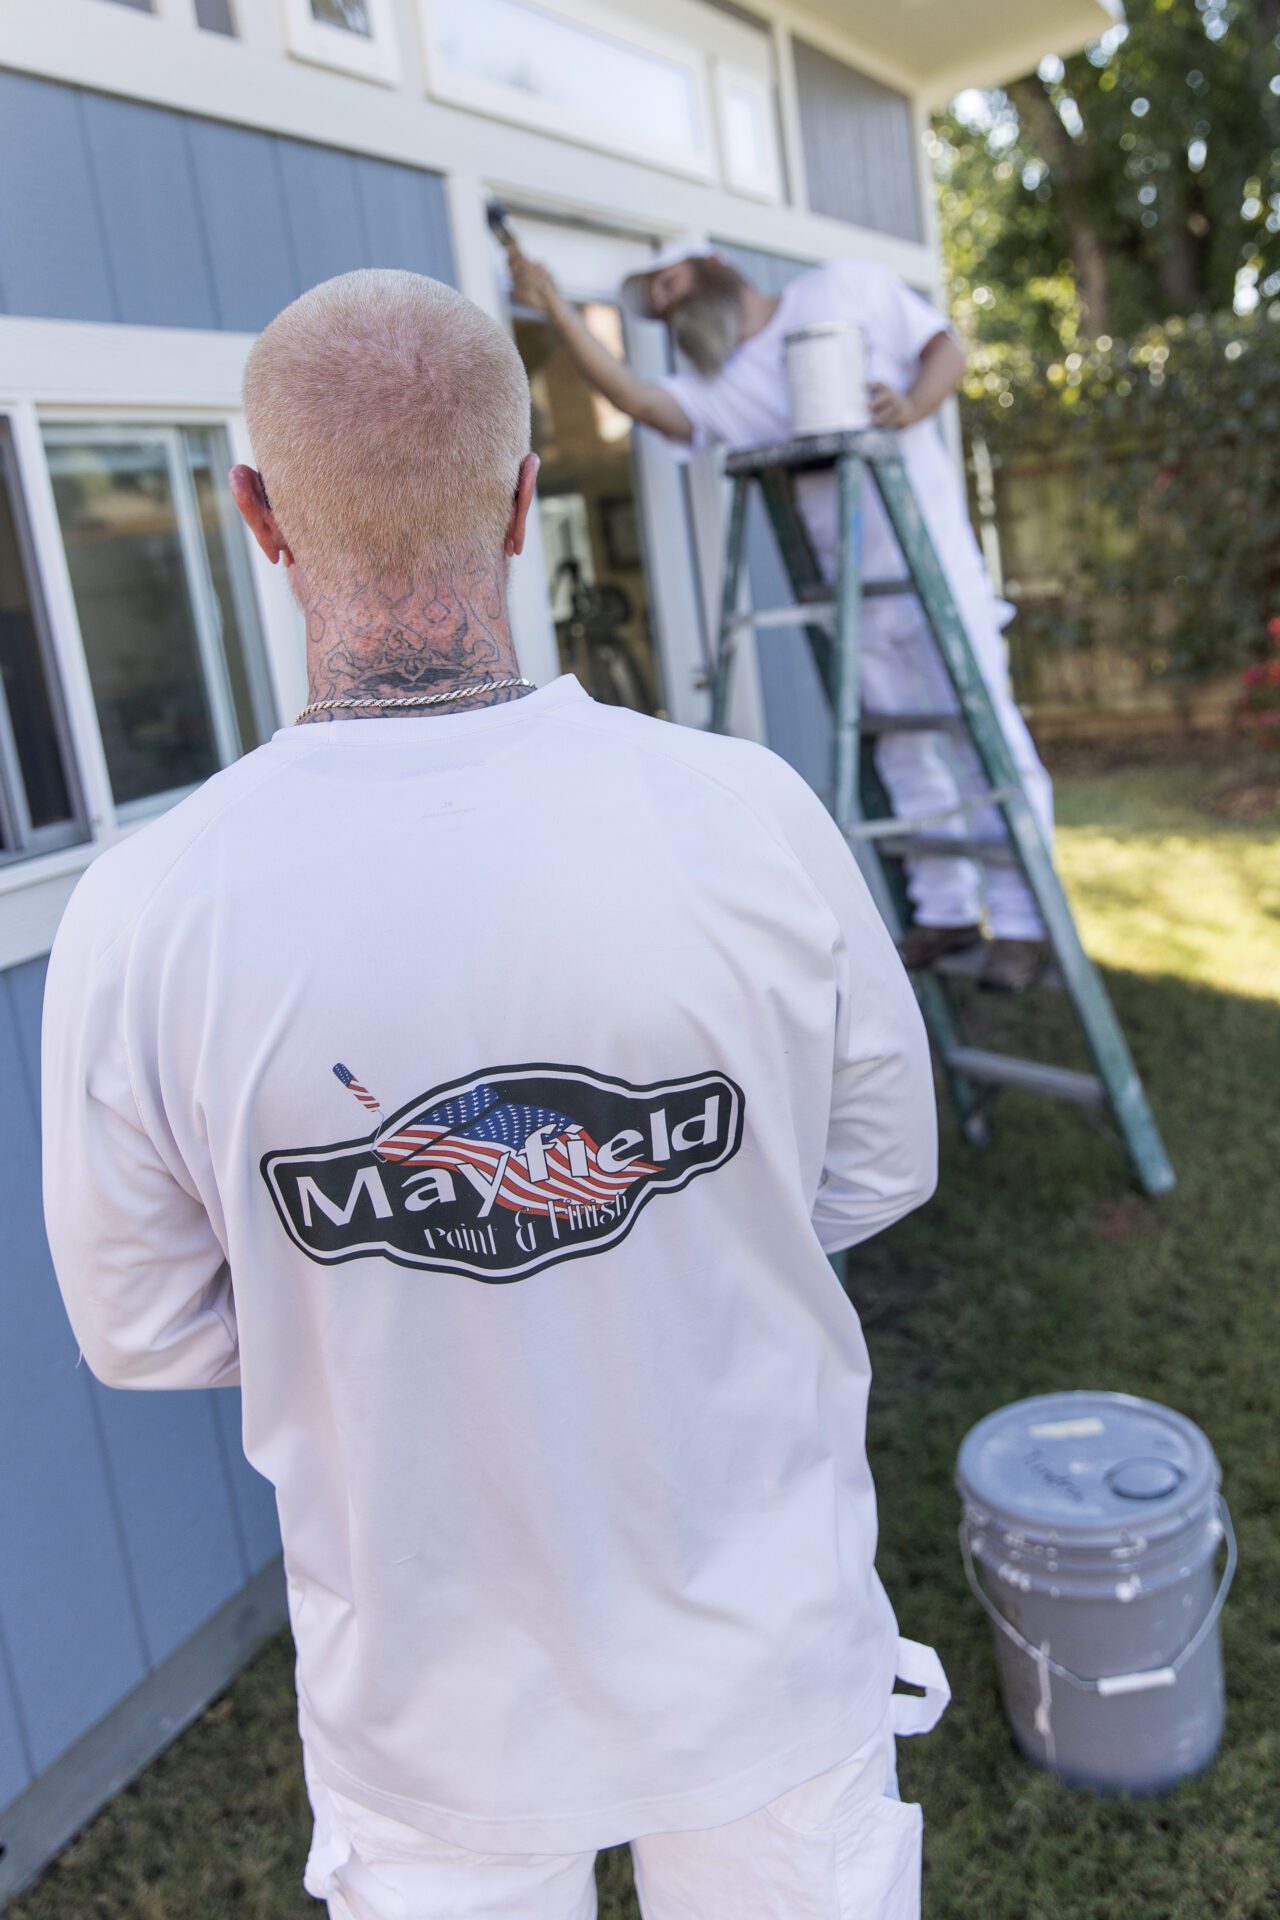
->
[868,383,918,429]
[508,248,560,317]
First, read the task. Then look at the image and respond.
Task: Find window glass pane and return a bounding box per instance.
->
[436,0,704,163]
[195,0,237,33]
[46,434,221,807]
[184,427,271,754]
[0,445,74,834]
[311,0,372,33]
[725,88,765,174]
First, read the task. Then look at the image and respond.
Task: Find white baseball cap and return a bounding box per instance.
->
[620,237,717,318]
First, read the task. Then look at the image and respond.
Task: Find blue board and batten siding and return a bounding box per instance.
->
[0,955,281,1797]
[0,70,456,1891]
[0,70,456,330]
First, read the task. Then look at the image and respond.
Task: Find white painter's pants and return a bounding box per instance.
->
[861,599,1055,941]
[303,1640,949,1920]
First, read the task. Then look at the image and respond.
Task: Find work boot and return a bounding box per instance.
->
[980,937,1049,993]
[897,922,984,971]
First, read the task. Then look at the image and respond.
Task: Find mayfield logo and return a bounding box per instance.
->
[261,1062,744,1282]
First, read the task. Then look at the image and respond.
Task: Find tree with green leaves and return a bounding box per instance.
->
[931,0,1280,355]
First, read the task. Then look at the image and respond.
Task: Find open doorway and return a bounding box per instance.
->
[515,302,664,716]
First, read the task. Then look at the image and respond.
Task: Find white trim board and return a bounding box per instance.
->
[0,318,253,410]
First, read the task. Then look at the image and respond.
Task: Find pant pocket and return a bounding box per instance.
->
[324,1847,412,1920]
[836,1794,922,1920]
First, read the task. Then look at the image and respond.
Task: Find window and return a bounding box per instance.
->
[0,427,84,865]
[714,61,782,201]
[43,425,275,818]
[423,0,715,180]
[282,0,401,83]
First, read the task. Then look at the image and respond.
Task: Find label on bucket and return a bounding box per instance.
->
[1029,1417,1106,1440]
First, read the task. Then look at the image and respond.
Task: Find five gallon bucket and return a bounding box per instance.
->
[956,1391,1235,1794]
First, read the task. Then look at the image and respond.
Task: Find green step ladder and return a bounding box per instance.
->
[709,428,1175,1197]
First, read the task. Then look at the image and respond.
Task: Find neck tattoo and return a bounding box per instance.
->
[295,559,531,725]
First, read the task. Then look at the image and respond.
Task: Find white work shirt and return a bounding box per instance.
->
[42,677,937,1853]
[660,259,1007,642]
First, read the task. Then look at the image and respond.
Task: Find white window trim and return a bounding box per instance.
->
[713,59,783,205]
[0,322,303,960]
[280,0,402,87]
[6,404,118,854]
[418,0,717,184]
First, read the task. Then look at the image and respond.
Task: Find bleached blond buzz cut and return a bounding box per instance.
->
[243,269,531,590]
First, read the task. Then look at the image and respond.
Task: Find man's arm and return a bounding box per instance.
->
[507,247,694,443]
[41,884,240,1392]
[759,758,938,1250]
[868,330,965,431]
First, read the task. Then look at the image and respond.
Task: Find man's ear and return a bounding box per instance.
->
[229,465,295,567]
[504,453,541,558]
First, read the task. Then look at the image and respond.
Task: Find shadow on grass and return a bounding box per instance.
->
[10,966,1277,1920]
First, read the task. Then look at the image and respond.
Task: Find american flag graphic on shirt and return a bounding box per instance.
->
[339,1072,657,1216]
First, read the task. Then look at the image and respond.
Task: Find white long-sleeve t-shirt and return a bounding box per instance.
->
[42,675,937,1852]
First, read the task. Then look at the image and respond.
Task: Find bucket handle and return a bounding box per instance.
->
[959,1494,1237,1695]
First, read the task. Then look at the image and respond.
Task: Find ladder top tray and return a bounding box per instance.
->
[724,429,901,477]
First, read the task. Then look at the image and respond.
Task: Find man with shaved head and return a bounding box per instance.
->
[43,270,946,1920]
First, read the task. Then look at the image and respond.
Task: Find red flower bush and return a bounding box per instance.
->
[1234,624,1280,749]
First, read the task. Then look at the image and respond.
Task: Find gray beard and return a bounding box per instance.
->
[670,291,745,377]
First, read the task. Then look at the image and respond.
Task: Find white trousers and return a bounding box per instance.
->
[303,1641,949,1920]
[860,606,1055,941]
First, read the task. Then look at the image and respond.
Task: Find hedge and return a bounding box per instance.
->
[960,306,1280,710]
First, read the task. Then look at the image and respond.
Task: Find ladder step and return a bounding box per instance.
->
[931,946,1063,990]
[861,712,967,736]
[728,582,915,632]
[726,606,831,632]
[877,832,1019,865]
[946,1048,1105,1107]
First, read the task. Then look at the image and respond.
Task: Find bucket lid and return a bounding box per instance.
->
[956,1391,1219,1547]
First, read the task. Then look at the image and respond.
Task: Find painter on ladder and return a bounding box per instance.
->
[43,268,948,1919]
[507,233,1056,993]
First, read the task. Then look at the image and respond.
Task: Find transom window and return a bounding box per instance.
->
[424,0,717,180]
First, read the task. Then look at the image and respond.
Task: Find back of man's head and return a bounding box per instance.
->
[244,270,531,594]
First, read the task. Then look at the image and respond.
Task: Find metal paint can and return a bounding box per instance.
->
[784,322,868,436]
[956,1391,1235,1794]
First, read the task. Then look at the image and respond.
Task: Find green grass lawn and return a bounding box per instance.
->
[13,750,1279,1920]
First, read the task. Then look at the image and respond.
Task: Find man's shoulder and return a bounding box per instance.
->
[56,746,284,954]
[564,702,828,836]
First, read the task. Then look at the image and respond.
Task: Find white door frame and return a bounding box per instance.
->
[461,201,723,729]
